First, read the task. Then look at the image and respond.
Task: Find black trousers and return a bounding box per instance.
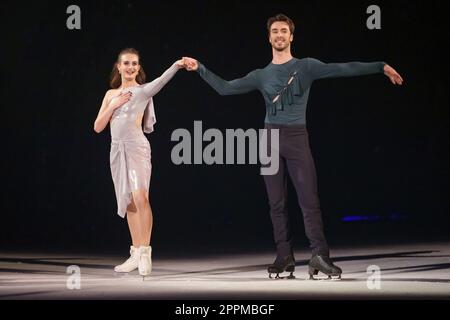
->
[263,123,329,258]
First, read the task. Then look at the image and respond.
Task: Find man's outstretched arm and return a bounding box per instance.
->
[307,58,404,85]
[183,57,258,95]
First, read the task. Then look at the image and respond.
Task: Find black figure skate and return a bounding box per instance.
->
[267,255,296,279]
[308,254,342,280]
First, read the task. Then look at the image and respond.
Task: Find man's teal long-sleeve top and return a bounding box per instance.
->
[196,57,386,125]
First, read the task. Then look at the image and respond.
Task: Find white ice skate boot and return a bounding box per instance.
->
[114,246,140,273]
[138,246,152,277]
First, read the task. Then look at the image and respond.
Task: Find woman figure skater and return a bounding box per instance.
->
[94,48,186,276]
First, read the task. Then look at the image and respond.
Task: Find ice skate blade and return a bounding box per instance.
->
[308,274,342,281]
[113,272,133,278]
[268,272,296,280]
[141,275,151,281]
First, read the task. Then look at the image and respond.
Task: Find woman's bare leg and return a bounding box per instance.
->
[131,189,153,246]
[114,197,142,273]
[126,197,142,247]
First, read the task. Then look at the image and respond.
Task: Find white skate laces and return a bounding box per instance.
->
[138,245,152,276]
[114,246,140,273]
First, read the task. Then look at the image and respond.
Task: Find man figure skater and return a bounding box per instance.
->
[183,14,403,279]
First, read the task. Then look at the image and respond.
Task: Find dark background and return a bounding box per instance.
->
[1,0,448,256]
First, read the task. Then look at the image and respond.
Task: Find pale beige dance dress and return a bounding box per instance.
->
[109,63,179,217]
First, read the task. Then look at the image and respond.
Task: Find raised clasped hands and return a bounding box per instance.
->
[176,57,199,71]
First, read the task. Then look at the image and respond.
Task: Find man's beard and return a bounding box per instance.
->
[272,43,289,51]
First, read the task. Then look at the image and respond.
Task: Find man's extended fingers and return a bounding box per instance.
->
[395,74,403,85]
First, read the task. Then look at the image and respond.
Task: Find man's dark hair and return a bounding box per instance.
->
[267,14,295,35]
